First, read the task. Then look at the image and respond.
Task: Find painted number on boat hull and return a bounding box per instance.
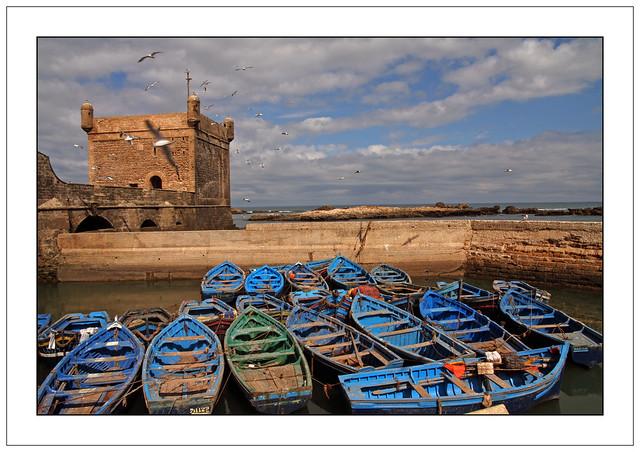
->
[190,406,210,415]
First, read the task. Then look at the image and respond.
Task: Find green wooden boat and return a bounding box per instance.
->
[224,306,313,414]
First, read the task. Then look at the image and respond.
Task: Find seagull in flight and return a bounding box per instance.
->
[203,103,215,111]
[504,168,513,173]
[235,65,254,71]
[120,133,140,145]
[73,144,84,150]
[144,119,181,179]
[144,81,159,91]
[281,131,289,135]
[138,51,162,63]
[353,170,361,174]
[200,80,211,92]
[243,197,251,202]
[272,147,281,151]
[259,162,265,168]
[255,113,263,119]
[235,148,240,154]
[245,159,252,166]
[337,176,345,181]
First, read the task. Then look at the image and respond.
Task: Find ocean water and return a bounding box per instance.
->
[232,201,602,229]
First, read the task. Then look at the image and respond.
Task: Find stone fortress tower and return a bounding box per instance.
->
[81,93,233,205]
[37,88,236,281]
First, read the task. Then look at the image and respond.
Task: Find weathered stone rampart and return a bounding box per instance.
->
[52,220,602,287]
[465,220,602,287]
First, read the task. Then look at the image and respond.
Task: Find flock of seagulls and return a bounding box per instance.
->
[73,49,520,204]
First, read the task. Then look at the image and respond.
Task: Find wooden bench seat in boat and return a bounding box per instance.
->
[449,327,490,336]
[160,335,207,342]
[84,340,134,351]
[312,341,356,352]
[290,321,327,329]
[75,355,132,364]
[404,340,434,349]
[436,317,475,324]
[368,319,411,329]
[378,326,422,337]
[517,314,555,321]
[157,349,212,357]
[231,350,296,362]
[303,331,347,343]
[484,373,512,389]
[530,323,570,330]
[57,371,129,384]
[150,359,219,372]
[443,371,476,394]
[354,310,391,318]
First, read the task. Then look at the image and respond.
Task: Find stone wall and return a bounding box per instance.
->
[37,152,234,281]
[88,112,196,192]
[52,219,603,287]
[55,220,471,282]
[466,220,602,287]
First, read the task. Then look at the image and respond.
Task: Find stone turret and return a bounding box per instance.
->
[187,92,200,128]
[223,117,235,141]
[81,100,94,132]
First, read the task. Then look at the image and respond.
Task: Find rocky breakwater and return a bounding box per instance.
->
[249,204,501,222]
[502,205,602,216]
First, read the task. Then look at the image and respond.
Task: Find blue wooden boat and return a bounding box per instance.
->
[435,280,499,312]
[121,307,172,345]
[236,293,294,324]
[377,283,425,311]
[418,290,529,355]
[179,298,237,340]
[371,264,412,285]
[284,262,329,292]
[326,256,376,289]
[38,313,52,335]
[225,307,313,414]
[142,314,225,414]
[245,265,285,296]
[338,343,569,414]
[287,305,404,375]
[350,294,475,363]
[499,290,602,368]
[37,320,144,414]
[305,257,333,276]
[37,311,110,358]
[493,280,551,303]
[289,289,351,322]
[200,260,245,303]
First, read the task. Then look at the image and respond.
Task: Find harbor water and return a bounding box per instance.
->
[36,276,602,415]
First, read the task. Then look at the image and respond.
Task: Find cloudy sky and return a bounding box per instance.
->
[38,38,602,207]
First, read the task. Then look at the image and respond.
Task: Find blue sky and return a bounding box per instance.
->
[38,38,602,207]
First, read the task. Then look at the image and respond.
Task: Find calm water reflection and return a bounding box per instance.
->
[37,276,602,415]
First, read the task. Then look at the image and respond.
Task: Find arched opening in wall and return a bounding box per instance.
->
[140,219,159,230]
[74,215,114,233]
[150,175,162,189]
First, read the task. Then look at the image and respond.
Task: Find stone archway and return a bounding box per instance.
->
[140,219,159,230]
[74,215,114,233]
[150,175,162,189]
